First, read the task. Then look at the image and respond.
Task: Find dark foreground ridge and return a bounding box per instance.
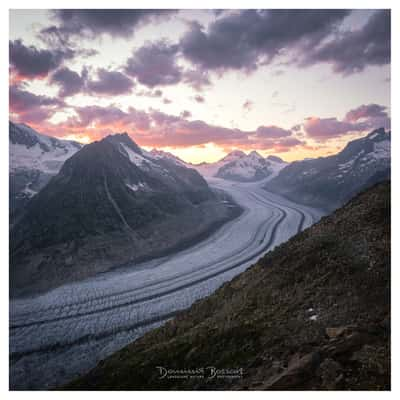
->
[66,182,390,390]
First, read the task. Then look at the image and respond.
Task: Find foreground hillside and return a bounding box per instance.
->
[67,181,390,390]
[10,133,238,296]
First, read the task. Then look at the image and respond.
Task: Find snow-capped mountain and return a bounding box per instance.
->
[265,128,390,211]
[216,150,287,182]
[149,148,187,167]
[10,132,235,295]
[191,150,287,181]
[192,150,246,178]
[9,121,83,212]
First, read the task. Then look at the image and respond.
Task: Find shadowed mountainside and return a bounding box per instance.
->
[10,133,239,296]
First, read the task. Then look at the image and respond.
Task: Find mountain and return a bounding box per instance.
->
[10,133,239,296]
[265,128,390,212]
[215,150,287,182]
[66,181,390,390]
[149,148,187,167]
[9,121,83,213]
[193,150,287,181]
[193,150,246,177]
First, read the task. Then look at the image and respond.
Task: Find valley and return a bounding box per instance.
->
[9,177,323,390]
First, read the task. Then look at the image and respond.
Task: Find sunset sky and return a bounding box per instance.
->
[9,9,391,163]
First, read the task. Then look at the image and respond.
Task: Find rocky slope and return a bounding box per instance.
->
[9,121,83,214]
[265,128,390,212]
[66,181,390,390]
[10,133,238,296]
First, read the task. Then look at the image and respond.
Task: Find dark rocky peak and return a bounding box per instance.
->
[104,132,143,155]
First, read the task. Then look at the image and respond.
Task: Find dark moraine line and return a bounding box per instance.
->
[10,206,288,333]
[10,312,178,362]
[257,189,307,233]
[10,210,275,329]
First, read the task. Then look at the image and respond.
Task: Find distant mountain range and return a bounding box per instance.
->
[10,131,238,296]
[9,121,82,213]
[192,150,287,181]
[265,128,390,212]
[9,123,391,294]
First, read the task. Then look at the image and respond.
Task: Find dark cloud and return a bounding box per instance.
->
[345,103,391,131]
[87,68,134,96]
[299,103,391,141]
[163,98,172,104]
[71,105,151,131]
[182,69,211,91]
[45,9,176,39]
[256,125,292,138]
[344,103,388,122]
[194,95,205,103]
[9,84,64,123]
[125,41,181,87]
[180,10,350,72]
[9,39,73,79]
[301,10,390,74]
[50,67,86,97]
[304,117,365,140]
[291,124,302,132]
[180,110,192,118]
[49,67,134,97]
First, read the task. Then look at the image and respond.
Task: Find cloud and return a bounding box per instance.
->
[344,103,388,122]
[303,117,365,140]
[194,95,205,103]
[180,110,192,118]
[33,103,303,153]
[125,41,182,87]
[50,67,86,97]
[344,103,391,131]
[163,98,172,104]
[300,10,390,74]
[292,103,391,141]
[255,126,292,138]
[49,67,134,97]
[86,68,134,96]
[243,100,253,111]
[179,10,350,72]
[74,105,151,131]
[182,68,211,91]
[45,9,176,39]
[136,89,163,98]
[9,84,64,124]
[9,39,73,79]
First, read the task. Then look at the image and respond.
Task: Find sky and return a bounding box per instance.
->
[9,9,391,163]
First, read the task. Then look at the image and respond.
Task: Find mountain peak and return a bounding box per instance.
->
[366,127,387,140]
[104,132,142,154]
[221,150,246,162]
[248,150,263,159]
